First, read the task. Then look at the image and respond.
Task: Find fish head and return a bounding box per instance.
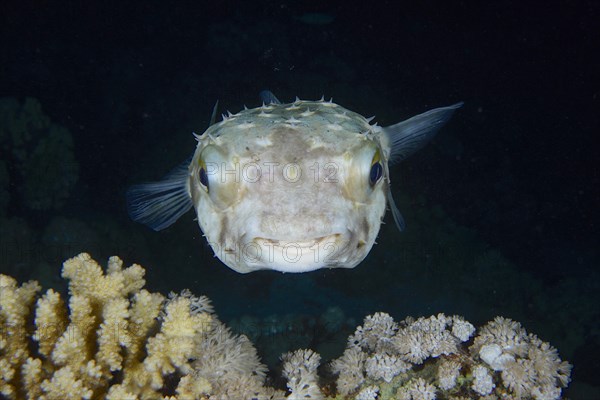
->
[190,105,388,273]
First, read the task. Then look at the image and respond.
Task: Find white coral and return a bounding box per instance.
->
[167,289,214,314]
[330,346,366,396]
[397,377,437,400]
[479,343,515,371]
[393,327,430,364]
[472,318,571,399]
[365,353,410,383]
[282,349,322,399]
[471,364,495,396]
[530,384,563,400]
[527,336,572,389]
[501,358,537,398]
[472,316,528,357]
[393,314,459,364]
[451,316,475,342]
[355,385,379,400]
[437,359,461,390]
[192,320,267,395]
[348,312,397,353]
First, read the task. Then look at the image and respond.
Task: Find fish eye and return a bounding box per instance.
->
[199,166,209,189]
[369,162,383,186]
[198,159,209,191]
[369,149,383,186]
[196,144,239,209]
[343,143,383,202]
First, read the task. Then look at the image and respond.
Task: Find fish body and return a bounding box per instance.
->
[127,92,462,273]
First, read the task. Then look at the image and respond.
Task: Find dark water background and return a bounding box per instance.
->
[1,1,598,396]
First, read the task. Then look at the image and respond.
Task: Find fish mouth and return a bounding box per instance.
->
[245,233,349,272]
[254,233,342,249]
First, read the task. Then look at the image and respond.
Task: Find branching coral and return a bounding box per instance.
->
[0,253,573,399]
[0,253,273,399]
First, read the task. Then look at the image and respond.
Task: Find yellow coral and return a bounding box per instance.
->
[61,253,145,300]
[175,373,212,399]
[0,274,41,398]
[33,289,66,357]
[144,296,212,377]
[0,253,218,399]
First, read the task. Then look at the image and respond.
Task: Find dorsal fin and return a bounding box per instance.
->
[259,90,281,105]
[209,100,219,126]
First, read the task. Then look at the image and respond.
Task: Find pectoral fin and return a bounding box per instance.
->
[385,102,463,164]
[126,157,193,231]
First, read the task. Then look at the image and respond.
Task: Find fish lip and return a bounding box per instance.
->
[242,232,351,272]
[254,233,342,249]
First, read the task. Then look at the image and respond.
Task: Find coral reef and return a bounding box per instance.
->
[0,97,78,211]
[1,253,572,399]
[0,253,276,399]
[330,312,571,399]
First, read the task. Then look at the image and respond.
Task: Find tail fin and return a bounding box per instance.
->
[126,158,193,231]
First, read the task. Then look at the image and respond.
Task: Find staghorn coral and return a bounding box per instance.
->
[0,274,40,398]
[0,253,274,399]
[1,253,573,399]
